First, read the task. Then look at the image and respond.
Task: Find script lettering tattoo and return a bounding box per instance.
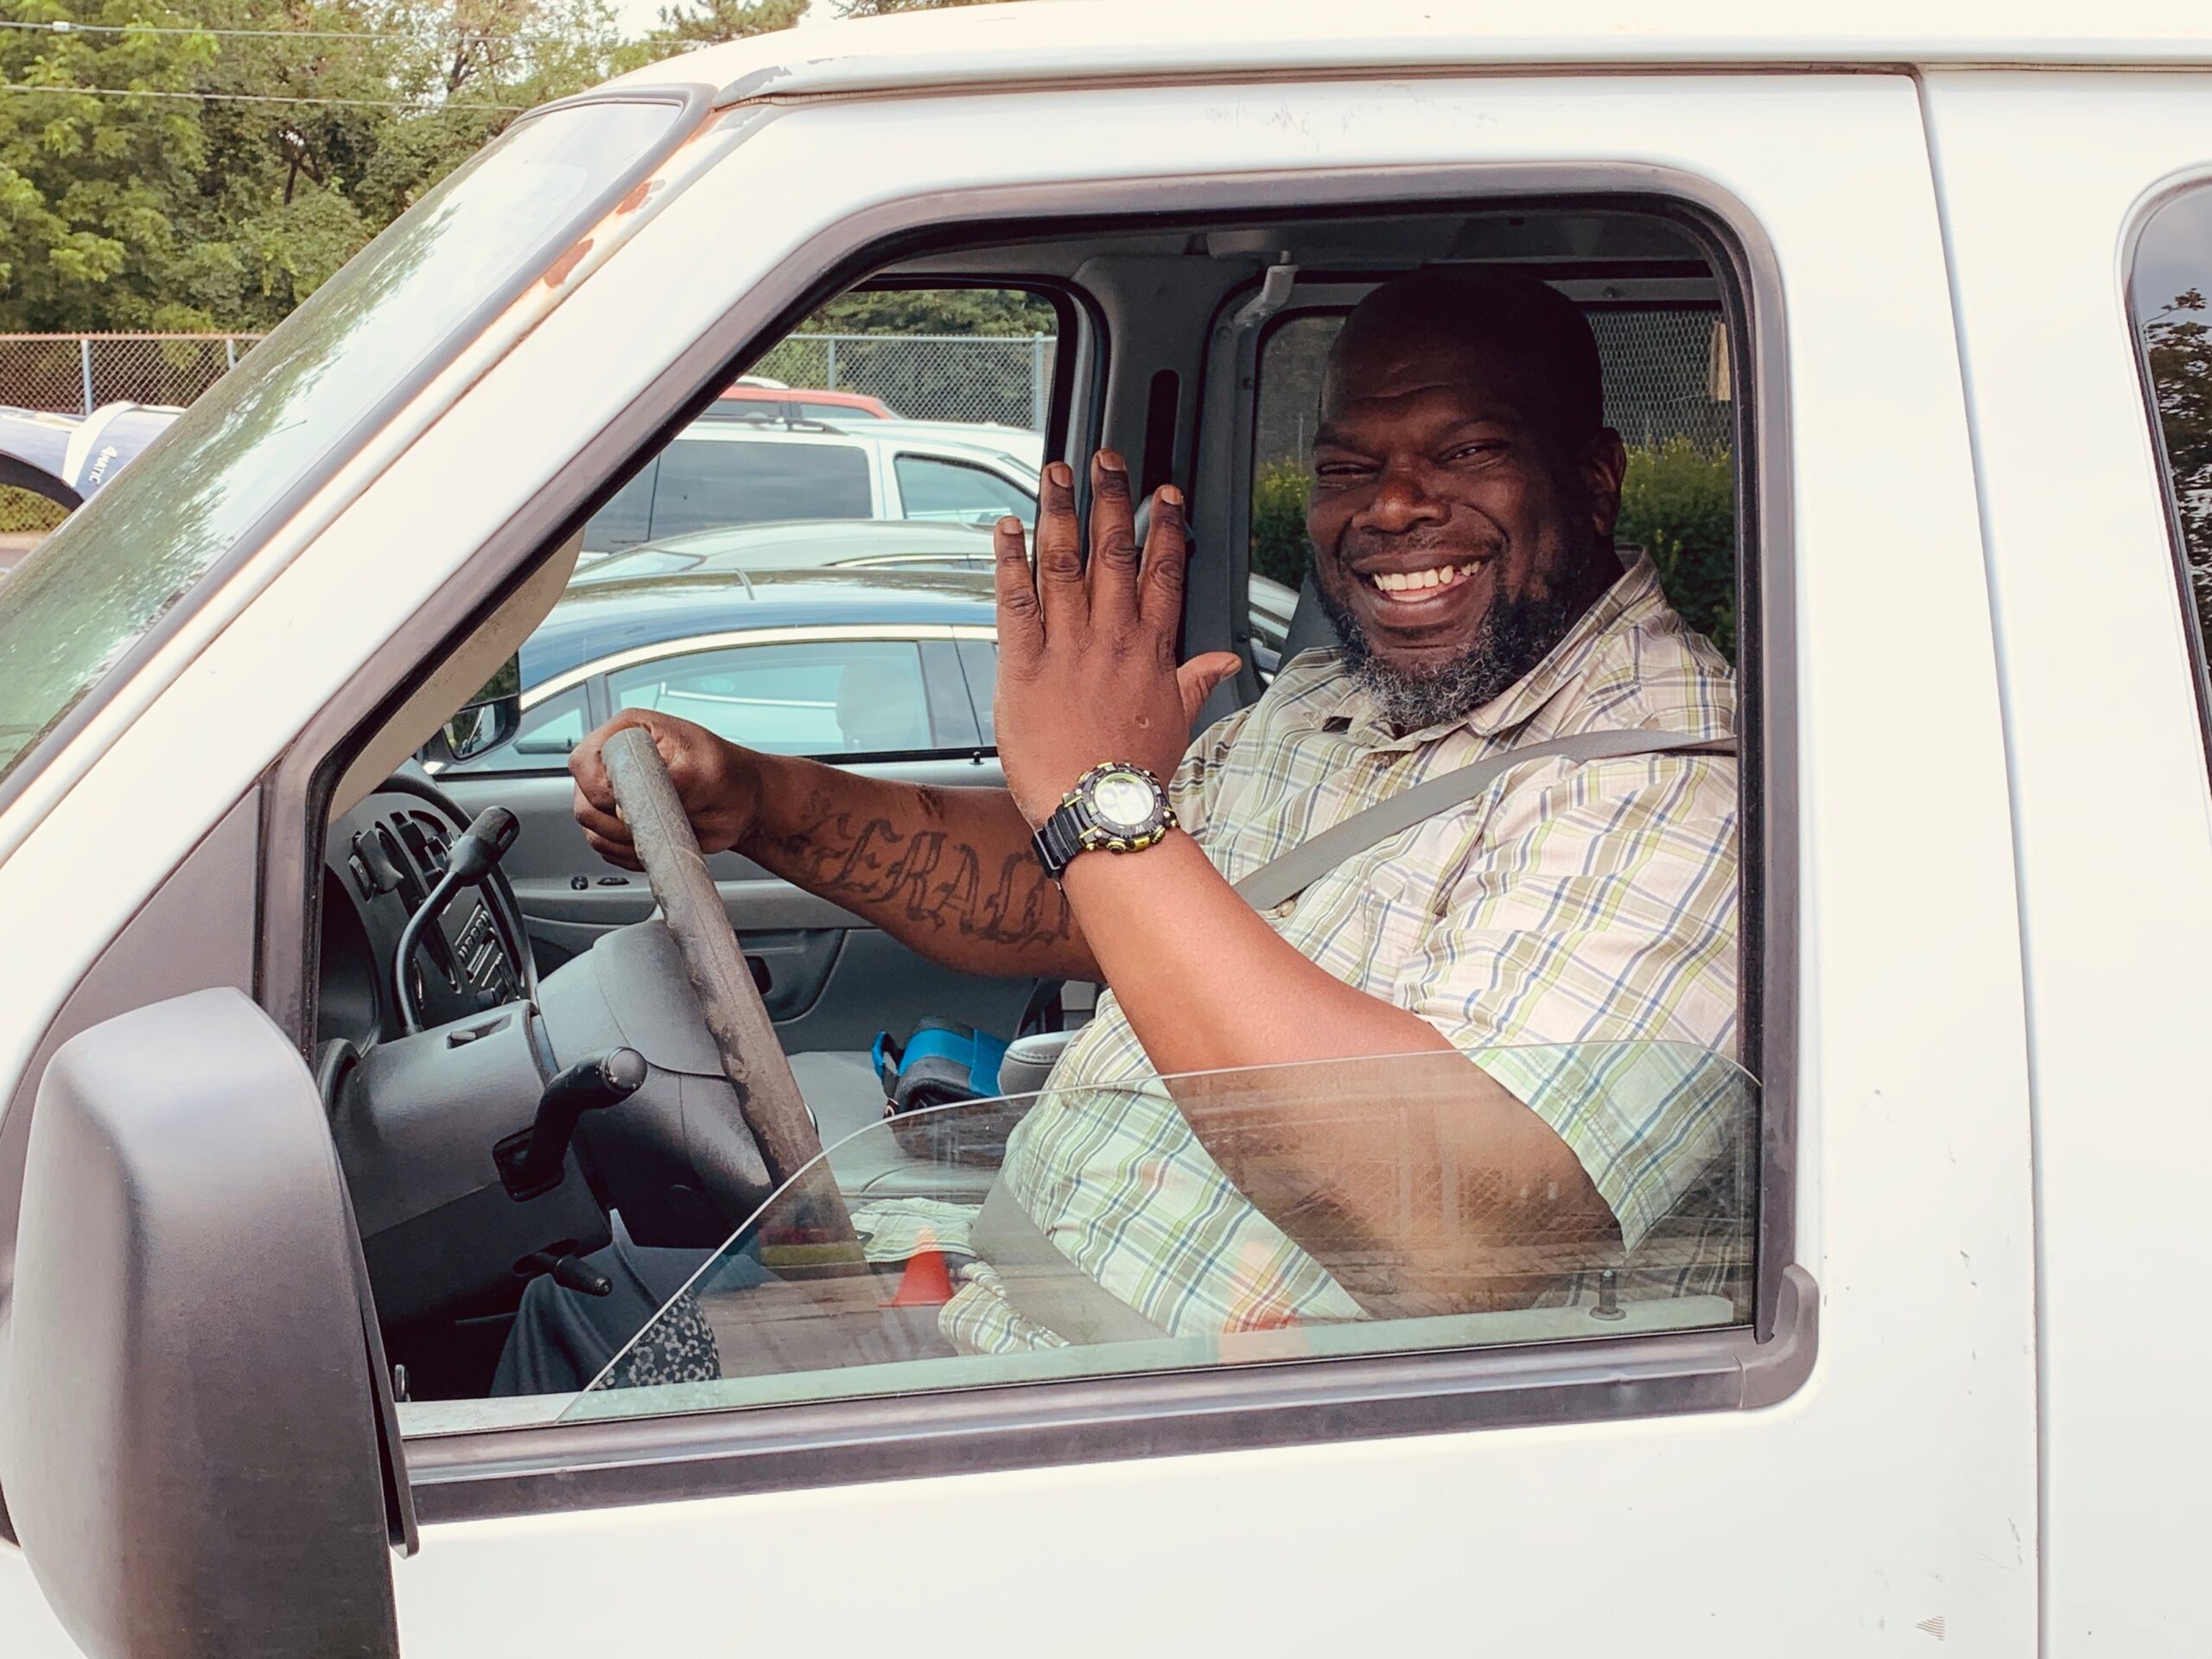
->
[773,790,1071,947]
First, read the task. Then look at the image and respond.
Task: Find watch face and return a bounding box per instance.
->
[1087,768,1158,831]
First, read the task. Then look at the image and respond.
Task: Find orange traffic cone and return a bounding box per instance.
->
[885,1229,954,1306]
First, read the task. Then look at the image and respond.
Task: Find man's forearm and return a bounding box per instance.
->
[1060,832,1618,1306]
[741,751,1101,982]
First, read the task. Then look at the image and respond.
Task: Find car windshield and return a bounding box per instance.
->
[0,96,688,793]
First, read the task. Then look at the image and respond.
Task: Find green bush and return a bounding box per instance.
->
[1617,440,1737,658]
[1251,459,1314,589]
[0,486,67,538]
[1246,442,1738,658]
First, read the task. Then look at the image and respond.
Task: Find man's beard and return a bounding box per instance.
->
[1314,568,1586,734]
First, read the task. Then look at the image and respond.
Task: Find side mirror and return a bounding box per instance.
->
[0,988,408,1657]
[417,655,522,768]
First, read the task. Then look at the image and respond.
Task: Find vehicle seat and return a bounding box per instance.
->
[1279,570,1341,663]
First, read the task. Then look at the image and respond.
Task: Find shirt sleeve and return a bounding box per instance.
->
[1393,753,1745,1251]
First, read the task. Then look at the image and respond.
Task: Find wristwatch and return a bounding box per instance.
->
[1032,762,1177,880]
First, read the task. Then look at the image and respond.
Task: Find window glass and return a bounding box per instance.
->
[1249,299,1738,671]
[2133,188,2212,659]
[648,438,873,539]
[957,637,999,745]
[610,639,935,756]
[919,639,983,749]
[800,400,885,422]
[894,454,1039,528]
[585,462,658,556]
[538,1045,1753,1421]
[534,287,1055,769]
[0,98,688,791]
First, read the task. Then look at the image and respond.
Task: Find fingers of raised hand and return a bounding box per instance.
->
[1139,484,1193,639]
[1033,461,1086,627]
[1087,450,1143,628]
[992,514,1042,665]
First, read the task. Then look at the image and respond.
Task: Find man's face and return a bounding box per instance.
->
[1305,333,1625,728]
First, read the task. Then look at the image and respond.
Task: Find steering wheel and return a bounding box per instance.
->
[600,728,856,1245]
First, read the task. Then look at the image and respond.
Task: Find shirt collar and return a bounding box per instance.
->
[1303,553,1669,752]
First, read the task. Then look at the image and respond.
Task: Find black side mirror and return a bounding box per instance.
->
[417,654,523,768]
[0,988,408,1657]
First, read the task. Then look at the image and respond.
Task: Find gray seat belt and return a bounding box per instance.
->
[1233,729,1738,912]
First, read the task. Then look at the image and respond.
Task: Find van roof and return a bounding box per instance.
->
[599,0,2212,107]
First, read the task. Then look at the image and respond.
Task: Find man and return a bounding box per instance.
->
[497,268,1741,1393]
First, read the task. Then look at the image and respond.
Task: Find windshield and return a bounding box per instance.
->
[0,96,689,793]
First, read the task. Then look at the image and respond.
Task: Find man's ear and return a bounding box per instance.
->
[1583,428,1629,539]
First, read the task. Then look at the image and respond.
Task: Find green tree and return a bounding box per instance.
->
[2145,288,2212,640]
[0,0,618,333]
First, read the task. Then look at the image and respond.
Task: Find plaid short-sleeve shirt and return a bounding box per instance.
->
[861,556,1742,1355]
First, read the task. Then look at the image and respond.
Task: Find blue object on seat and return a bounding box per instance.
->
[874,1019,1008,1114]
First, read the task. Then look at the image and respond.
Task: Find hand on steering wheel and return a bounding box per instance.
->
[599,727,856,1246]
[571,709,762,873]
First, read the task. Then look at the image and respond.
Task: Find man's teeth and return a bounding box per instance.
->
[1369,563,1479,594]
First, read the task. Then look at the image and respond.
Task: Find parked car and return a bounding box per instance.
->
[8,10,2212,1657]
[439,565,1001,771]
[569,517,1308,676]
[584,417,1042,552]
[0,402,181,511]
[709,380,899,423]
[568,517,1001,585]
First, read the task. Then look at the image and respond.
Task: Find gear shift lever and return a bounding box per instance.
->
[498,1046,647,1200]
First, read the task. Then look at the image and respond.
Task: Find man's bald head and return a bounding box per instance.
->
[1324,268,1605,451]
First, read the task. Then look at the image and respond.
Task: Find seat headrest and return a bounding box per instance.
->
[1281,569,1342,664]
[837,659,929,751]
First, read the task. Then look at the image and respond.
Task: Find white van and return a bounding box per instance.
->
[3,7,2211,1656]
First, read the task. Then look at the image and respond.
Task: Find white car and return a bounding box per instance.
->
[584,415,1042,552]
[3,8,2210,1656]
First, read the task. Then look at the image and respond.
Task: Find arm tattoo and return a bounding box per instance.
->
[769,790,1072,948]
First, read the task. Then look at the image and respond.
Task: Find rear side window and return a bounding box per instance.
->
[2134,188,2212,670]
[650,439,873,538]
[609,639,936,755]
[893,453,1038,528]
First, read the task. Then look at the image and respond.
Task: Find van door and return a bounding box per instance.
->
[1922,69,2212,1651]
[323,68,2034,1656]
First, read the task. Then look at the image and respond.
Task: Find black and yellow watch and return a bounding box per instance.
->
[1032,762,1176,880]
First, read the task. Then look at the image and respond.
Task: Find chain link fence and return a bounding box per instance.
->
[1256,308,1733,470]
[0,331,1060,427]
[748,333,1054,429]
[0,333,264,416]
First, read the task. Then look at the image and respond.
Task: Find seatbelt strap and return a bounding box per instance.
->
[1232,729,1737,912]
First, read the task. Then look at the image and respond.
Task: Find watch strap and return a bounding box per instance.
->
[1032,798,1092,880]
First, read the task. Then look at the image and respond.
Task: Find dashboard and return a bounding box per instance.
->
[319,775,523,1052]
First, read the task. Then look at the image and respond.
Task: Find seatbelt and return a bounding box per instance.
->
[1232,729,1737,912]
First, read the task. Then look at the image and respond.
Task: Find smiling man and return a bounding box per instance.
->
[499,268,1743,1391]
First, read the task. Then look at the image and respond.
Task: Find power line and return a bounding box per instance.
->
[0,17,499,45]
[0,79,525,111]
